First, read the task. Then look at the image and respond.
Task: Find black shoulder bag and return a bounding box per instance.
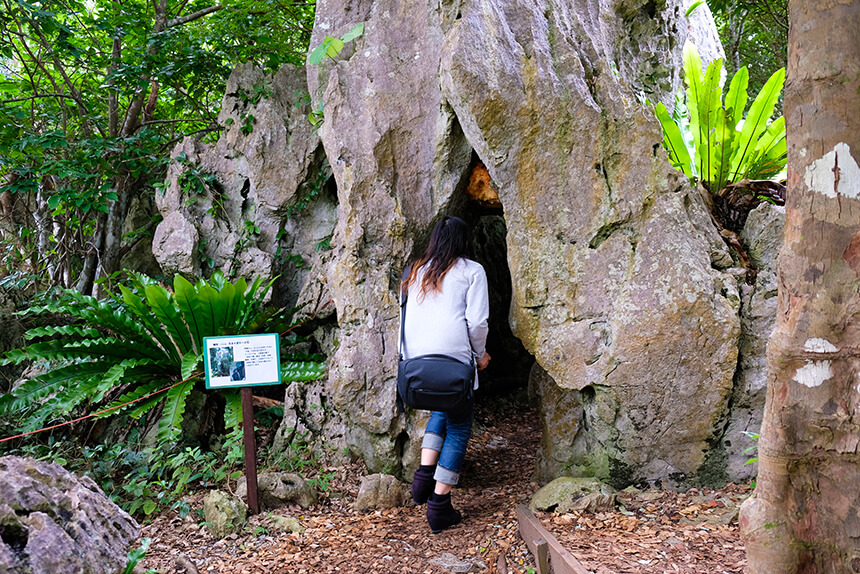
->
[396,267,475,413]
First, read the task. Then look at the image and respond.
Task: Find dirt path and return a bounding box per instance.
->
[139,396,750,573]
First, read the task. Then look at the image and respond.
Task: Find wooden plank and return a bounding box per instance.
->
[534,538,549,574]
[517,504,592,574]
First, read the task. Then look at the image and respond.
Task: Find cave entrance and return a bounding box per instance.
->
[461,154,535,399]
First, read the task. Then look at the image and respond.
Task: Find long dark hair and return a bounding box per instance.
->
[403,216,473,299]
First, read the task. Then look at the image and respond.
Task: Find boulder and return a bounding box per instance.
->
[531,477,617,514]
[236,472,317,510]
[0,455,139,574]
[428,552,486,573]
[202,490,247,539]
[151,211,199,276]
[353,474,406,511]
[269,515,305,534]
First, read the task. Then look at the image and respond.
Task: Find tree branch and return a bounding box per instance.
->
[140,117,210,126]
[1,93,79,104]
[161,126,222,151]
[167,5,223,28]
[759,0,789,31]
[22,18,105,138]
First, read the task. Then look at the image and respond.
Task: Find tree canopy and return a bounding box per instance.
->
[707,0,788,106]
[0,0,314,294]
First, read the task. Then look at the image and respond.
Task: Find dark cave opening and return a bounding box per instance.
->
[460,154,535,399]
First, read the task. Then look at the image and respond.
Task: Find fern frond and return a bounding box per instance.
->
[24,325,102,341]
[0,338,122,365]
[100,379,167,418]
[173,275,204,354]
[282,360,326,382]
[156,378,196,443]
[120,284,181,364]
[64,337,167,362]
[0,360,118,414]
[144,284,194,356]
[223,388,242,430]
[180,352,202,380]
[58,290,153,341]
[43,372,119,417]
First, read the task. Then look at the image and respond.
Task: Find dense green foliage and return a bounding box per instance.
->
[707,0,787,107]
[0,271,325,443]
[0,0,314,293]
[654,43,786,194]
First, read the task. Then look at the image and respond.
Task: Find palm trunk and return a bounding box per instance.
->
[738,0,860,571]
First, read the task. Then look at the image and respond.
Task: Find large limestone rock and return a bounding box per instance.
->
[309,0,745,486]
[308,0,475,474]
[720,204,784,481]
[153,62,337,309]
[144,0,773,488]
[0,456,139,574]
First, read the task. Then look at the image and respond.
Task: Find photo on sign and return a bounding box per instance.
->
[209,346,246,382]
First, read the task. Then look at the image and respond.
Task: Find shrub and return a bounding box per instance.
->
[0,271,325,443]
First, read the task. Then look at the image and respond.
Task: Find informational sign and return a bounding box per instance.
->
[203,333,281,389]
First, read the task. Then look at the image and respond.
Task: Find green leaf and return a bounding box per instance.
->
[724,66,749,132]
[174,275,204,353]
[156,378,195,443]
[120,284,179,364]
[685,0,707,17]
[710,107,736,192]
[746,116,787,179]
[181,352,201,380]
[341,23,364,43]
[308,42,326,65]
[223,277,247,331]
[324,37,344,59]
[654,102,695,179]
[23,324,101,340]
[692,57,724,188]
[123,538,151,574]
[144,283,193,355]
[729,67,786,182]
[0,361,118,414]
[100,379,165,419]
[190,282,219,341]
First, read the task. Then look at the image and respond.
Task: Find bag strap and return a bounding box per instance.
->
[398,265,410,361]
[396,265,411,414]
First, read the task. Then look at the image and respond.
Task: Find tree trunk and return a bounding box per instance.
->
[739,0,860,572]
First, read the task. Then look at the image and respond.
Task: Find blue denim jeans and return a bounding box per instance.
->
[420,399,473,486]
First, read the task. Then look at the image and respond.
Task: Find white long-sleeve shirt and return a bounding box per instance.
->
[400,258,489,366]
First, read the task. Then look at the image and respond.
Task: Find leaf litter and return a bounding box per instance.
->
[139,397,750,573]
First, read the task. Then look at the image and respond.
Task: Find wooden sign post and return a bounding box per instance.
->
[204,333,281,515]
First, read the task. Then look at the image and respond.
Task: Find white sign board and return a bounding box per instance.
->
[204,333,281,389]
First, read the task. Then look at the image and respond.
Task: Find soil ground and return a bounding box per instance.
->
[139,395,751,574]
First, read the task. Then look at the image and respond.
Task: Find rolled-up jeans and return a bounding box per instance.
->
[420,399,474,486]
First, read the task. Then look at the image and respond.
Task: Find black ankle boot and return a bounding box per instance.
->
[411,465,436,505]
[426,492,462,533]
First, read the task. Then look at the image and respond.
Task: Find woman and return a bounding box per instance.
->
[400,215,491,533]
